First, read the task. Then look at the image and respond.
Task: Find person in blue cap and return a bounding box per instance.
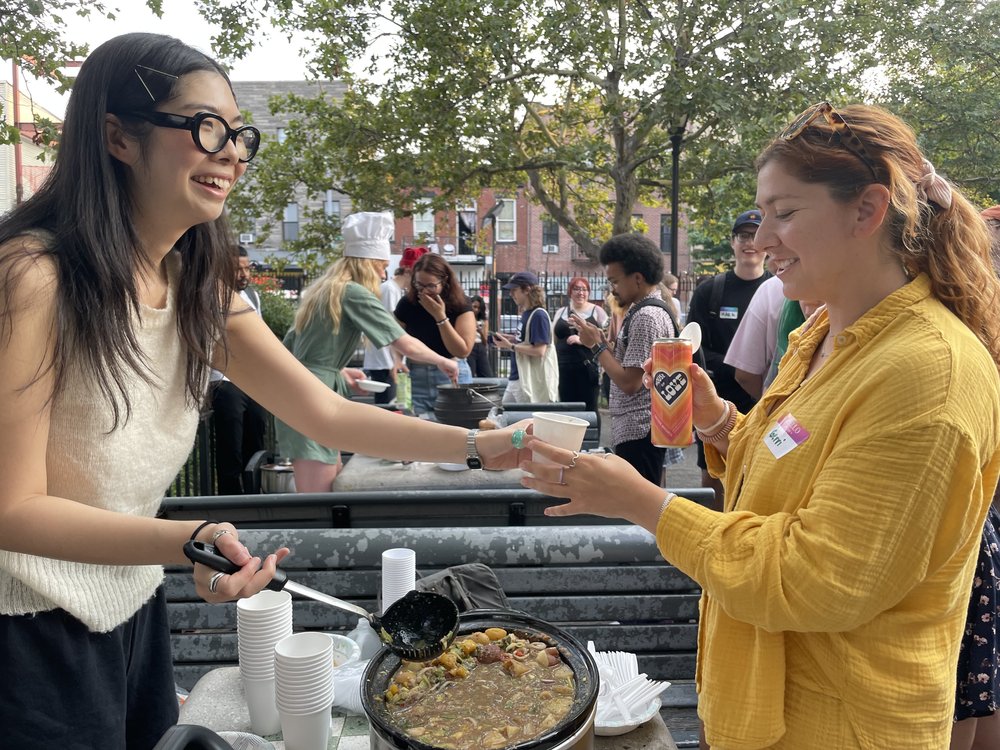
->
[494,271,559,403]
[686,209,770,506]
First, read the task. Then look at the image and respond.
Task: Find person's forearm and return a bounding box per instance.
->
[599,351,644,394]
[734,369,763,400]
[435,319,474,358]
[513,341,548,358]
[393,334,451,367]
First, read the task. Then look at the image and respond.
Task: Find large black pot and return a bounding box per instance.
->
[433,384,503,428]
[362,609,599,750]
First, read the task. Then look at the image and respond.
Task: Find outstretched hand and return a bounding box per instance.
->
[520,439,666,532]
[641,360,726,428]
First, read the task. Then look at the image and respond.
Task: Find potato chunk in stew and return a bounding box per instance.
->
[382,631,576,750]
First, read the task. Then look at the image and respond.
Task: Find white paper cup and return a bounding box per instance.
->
[532,412,590,465]
[242,675,281,736]
[237,589,292,618]
[279,705,332,750]
[274,632,333,662]
[381,548,416,611]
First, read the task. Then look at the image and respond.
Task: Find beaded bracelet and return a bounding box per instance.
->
[695,400,737,444]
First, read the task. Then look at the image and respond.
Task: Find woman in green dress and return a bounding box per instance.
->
[275,212,458,491]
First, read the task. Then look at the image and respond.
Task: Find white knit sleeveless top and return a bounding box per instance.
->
[0,250,201,632]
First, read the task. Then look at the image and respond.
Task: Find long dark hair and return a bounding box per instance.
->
[0,33,236,427]
[406,253,467,317]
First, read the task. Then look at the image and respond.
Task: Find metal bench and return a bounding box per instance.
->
[158,487,716,529]
[166,524,702,747]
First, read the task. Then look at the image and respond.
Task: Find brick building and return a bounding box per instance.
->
[0,81,60,213]
[232,80,692,289]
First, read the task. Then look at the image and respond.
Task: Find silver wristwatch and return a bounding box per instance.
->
[465,429,483,470]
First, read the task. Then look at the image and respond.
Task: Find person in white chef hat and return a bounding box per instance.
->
[274,211,460,490]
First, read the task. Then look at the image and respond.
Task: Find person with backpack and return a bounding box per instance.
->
[572,234,676,484]
[686,209,770,504]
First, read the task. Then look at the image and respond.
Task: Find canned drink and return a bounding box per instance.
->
[651,338,693,447]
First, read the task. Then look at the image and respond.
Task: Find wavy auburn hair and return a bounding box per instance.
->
[756,104,1000,369]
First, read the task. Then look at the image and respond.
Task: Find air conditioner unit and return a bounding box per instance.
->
[542,244,559,254]
[238,233,255,244]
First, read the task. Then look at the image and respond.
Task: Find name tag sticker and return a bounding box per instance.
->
[719,306,739,320]
[763,413,810,459]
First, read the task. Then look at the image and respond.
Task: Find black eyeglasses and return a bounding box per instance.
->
[732,231,756,243]
[120,110,261,163]
[569,286,589,292]
[780,101,878,180]
[413,279,443,291]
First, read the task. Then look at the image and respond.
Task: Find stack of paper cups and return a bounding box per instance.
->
[274,632,334,750]
[236,590,293,736]
[381,548,416,612]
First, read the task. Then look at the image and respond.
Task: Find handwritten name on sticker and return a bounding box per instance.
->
[764,413,810,459]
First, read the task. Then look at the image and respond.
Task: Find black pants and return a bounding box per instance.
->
[558,362,600,412]
[614,432,666,486]
[469,342,493,378]
[366,368,397,404]
[211,379,267,495]
[0,587,179,750]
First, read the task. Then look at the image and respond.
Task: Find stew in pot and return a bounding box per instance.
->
[382,627,576,749]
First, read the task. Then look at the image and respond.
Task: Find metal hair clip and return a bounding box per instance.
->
[134,65,178,101]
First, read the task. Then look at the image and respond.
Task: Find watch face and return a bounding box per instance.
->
[466,456,483,469]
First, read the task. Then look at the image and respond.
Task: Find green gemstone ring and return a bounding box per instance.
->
[512,429,526,450]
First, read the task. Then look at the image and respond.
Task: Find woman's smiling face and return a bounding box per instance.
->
[754,160,858,304]
[122,70,247,239]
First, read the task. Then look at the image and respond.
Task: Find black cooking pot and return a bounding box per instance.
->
[433,384,503,428]
[362,609,599,750]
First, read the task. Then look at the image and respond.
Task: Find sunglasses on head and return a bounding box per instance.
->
[781,101,878,180]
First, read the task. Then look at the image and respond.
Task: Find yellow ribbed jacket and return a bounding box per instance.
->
[658,276,1000,749]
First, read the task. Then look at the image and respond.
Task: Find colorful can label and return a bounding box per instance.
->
[651,338,693,447]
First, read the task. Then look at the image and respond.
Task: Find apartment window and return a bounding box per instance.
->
[660,214,673,252]
[541,218,559,247]
[413,206,435,239]
[324,191,340,218]
[283,203,299,242]
[496,198,516,242]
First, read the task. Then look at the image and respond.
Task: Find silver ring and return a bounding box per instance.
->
[568,451,580,468]
[212,529,231,543]
[209,571,225,594]
[558,467,566,485]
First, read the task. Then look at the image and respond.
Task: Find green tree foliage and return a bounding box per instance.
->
[1,1,129,143]
[877,1,1000,207]
[198,0,930,258]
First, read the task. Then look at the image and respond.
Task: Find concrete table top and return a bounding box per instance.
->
[333,454,525,492]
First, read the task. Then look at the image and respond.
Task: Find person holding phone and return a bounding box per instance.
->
[393,253,476,417]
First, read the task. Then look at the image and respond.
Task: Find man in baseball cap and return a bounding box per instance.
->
[685,209,770,507]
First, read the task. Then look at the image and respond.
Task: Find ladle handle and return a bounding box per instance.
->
[183,540,288,591]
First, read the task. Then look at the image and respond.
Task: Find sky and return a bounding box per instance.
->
[14,0,312,118]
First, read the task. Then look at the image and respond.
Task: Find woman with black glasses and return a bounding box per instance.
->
[394,253,476,417]
[525,103,1000,749]
[0,33,521,748]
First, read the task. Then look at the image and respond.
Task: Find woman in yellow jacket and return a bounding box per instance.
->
[524,104,1000,749]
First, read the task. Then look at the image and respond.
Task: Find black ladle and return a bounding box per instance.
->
[183,541,459,661]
